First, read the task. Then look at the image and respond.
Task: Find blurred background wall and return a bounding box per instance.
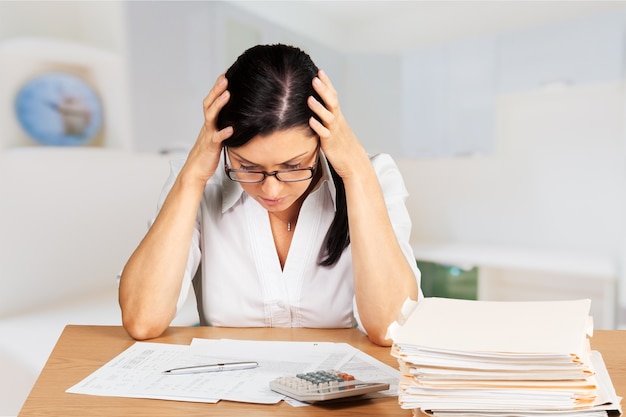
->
[1,0,625,324]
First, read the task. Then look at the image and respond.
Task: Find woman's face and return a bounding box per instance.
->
[225,127,320,214]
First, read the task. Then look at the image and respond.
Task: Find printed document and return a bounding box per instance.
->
[66,338,400,405]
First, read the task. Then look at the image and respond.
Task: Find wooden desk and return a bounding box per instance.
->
[19,326,626,417]
[18,325,407,416]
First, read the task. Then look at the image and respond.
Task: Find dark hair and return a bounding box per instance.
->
[217,44,349,266]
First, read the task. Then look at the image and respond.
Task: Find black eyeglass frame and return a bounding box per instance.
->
[223,147,319,183]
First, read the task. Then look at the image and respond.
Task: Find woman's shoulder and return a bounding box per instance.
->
[368,152,401,175]
[367,152,409,197]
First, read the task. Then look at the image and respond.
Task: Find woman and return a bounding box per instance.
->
[119,44,420,346]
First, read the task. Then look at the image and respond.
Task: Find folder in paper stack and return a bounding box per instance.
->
[386,297,622,417]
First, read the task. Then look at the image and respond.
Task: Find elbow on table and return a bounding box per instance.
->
[365,324,393,347]
[122,313,170,341]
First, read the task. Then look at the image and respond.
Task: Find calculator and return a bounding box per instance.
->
[269,369,390,402]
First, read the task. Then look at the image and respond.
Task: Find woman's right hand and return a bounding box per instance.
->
[182,74,234,184]
[120,75,233,340]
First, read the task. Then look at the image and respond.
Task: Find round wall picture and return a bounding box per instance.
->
[14,72,104,146]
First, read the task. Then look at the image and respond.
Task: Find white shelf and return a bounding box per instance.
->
[413,242,617,329]
[412,242,615,280]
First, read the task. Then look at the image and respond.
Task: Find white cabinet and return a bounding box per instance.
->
[412,243,617,329]
[497,11,625,93]
[401,11,625,159]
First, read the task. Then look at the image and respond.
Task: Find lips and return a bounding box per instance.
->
[260,196,286,207]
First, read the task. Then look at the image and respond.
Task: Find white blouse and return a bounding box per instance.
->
[160,151,421,332]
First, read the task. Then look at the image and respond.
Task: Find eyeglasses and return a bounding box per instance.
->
[223,147,319,183]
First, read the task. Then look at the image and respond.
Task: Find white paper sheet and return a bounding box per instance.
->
[66,338,401,406]
[389,298,592,355]
[386,298,621,417]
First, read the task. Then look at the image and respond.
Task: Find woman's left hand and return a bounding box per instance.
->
[308,70,368,180]
[309,70,418,346]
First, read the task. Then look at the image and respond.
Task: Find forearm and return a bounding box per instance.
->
[307,69,418,345]
[119,171,206,339]
[119,74,232,340]
[344,158,418,346]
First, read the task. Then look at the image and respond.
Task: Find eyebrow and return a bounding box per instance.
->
[228,149,311,166]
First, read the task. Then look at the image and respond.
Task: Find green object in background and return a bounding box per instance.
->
[417,260,478,300]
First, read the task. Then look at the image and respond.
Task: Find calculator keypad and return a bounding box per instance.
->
[269,369,389,402]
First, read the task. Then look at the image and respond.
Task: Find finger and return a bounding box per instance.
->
[308,116,330,140]
[215,126,234,144]
[312,71,339,110]
[204,89,230,125]
[308,95,334,126]
[317,69,337,95]
[202,74,228,109]
[196,123,233,152]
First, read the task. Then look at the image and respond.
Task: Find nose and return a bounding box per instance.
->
[260,175,283,197]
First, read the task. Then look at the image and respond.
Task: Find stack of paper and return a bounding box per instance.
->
[387,298,622,417]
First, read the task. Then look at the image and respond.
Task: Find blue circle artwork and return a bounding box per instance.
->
[14,72,104,146]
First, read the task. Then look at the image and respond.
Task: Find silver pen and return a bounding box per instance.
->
[162,361,259,375]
